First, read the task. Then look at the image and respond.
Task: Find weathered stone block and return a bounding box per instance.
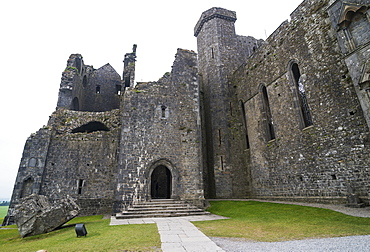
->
[14,194,80,237]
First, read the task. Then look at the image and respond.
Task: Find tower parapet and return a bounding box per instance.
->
[194,7,236,37]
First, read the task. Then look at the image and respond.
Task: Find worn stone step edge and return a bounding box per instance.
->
[115,211,210,219]
[134,201,186,206]
[129,206,200,210]
[122,209,207,215]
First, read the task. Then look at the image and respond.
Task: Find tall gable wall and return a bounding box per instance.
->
[229,0,370,203]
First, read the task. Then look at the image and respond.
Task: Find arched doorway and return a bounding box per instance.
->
[151,165,172,199]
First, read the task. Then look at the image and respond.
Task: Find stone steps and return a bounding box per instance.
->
[116,199,210,219]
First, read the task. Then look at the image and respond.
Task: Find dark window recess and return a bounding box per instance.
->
[116,85,122,95]
[71,121,110,133]
[161,105,167,118]
[261,85,275,141]
[240,101,250,149]
[211,47,214,59]
[75,57,82,74]
[96,85,101,94]
[77,179,84,195]
[292,63,312,128]
[218,129,222,146]
[72,97,79,111]
[82,75,88,87]
[124,77,130,87]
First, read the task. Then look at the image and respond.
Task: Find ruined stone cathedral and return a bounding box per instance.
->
[4,0,370,223]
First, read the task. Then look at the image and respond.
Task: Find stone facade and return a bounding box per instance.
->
[4,0,370,225]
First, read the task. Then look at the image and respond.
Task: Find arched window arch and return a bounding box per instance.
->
[72,97,79,111]
[290,62,313,129]
[239,100,250,149]
[71,121,110,133]
[260,85,275,141]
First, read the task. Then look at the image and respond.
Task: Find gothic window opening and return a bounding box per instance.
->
[240,101,250,149]
[71,121,110,133]
[291,63,312,128]
[77,179,85,195]
[261,85,275,141]
[72,97,79,111]
[96,85,101,94]
[151,165,172,199]
[338,4,369,49]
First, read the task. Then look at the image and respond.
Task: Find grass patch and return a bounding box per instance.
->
[193,201,370,242]
[0,215,160,251]
[0,206,8,219]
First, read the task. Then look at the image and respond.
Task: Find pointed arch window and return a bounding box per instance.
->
[261,85,275,141]
[291,63,312,128]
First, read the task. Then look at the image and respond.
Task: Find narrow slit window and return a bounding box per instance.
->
[161,105,167,118]
[77,179,85,195]
[211,47,214,59]
[218,129,222,146]
[96,85,101,94]
[220,156,224,171]
[240,101,250,149]
[261,85,275,141]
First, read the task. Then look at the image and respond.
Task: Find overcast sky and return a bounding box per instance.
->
[0,0,302,201]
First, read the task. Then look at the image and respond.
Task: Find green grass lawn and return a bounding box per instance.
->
[193,201,370,242]
[0,206,8,219]
[0,215,161,252]
[2,201,370,250]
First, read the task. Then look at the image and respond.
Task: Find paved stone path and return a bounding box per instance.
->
[110,215,226,252]
[110,200,370,251]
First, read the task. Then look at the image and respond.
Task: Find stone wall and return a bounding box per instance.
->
[39,108,121,215]
[114,49,204,212]
[195,7,264,198]
[229,0,370,203]
[57,54,121,112]
[4,128,52,225]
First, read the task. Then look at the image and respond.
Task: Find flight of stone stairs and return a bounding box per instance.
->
[115,199,210,219]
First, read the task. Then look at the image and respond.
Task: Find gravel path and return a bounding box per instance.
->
[211,235,370,252]
[209,199,370,252]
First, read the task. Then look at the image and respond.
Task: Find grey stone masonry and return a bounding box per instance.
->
[114,49,204,212]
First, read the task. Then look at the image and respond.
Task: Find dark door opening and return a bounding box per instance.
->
[151,165,172,199]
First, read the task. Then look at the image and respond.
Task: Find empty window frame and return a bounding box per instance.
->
[240,101,250,149]
[261,85,275,141]
[291,63,312,128]
[116,85,122,95]
[161,105,167,118]
[77,179,85,195]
